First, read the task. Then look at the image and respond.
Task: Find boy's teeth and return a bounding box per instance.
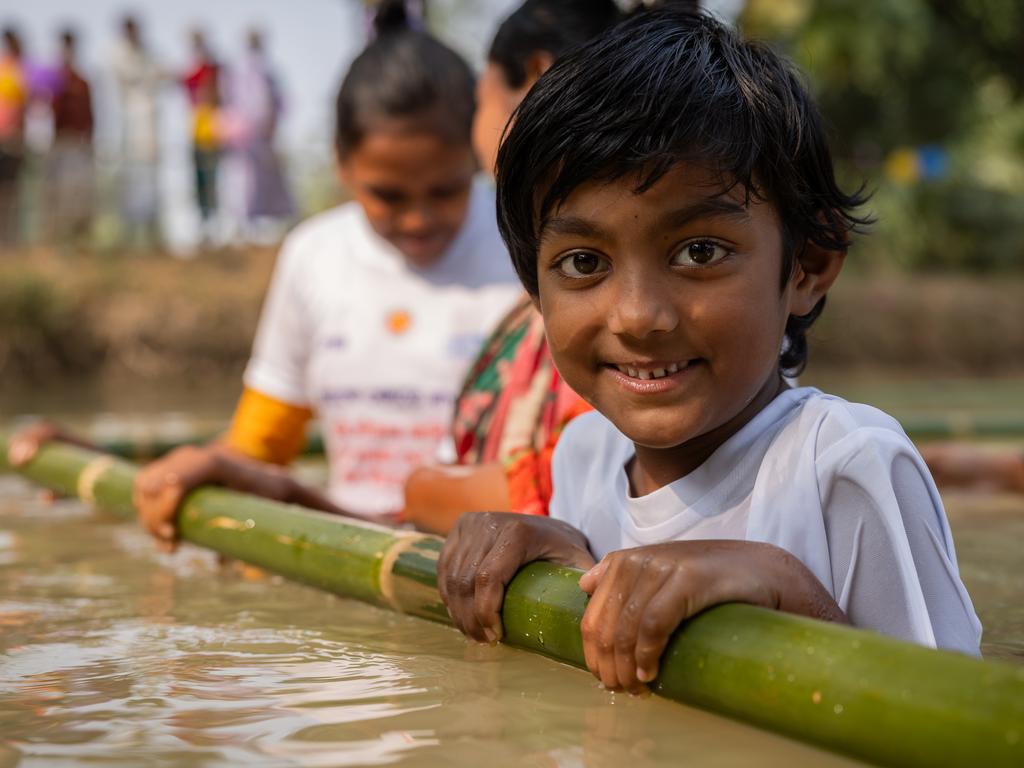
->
[615,362,687,379]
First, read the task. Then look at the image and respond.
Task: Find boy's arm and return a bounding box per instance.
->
[577,540,847,693]
[438,511,596,643]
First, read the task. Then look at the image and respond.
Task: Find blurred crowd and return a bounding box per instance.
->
[0,15,294,250]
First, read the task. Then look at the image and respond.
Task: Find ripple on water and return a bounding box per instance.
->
[4,478,994,767]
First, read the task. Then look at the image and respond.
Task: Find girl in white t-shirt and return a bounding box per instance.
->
[438,9,981,691]
[126,2,521,544]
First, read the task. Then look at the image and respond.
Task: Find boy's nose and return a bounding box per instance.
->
[606,271,680,339]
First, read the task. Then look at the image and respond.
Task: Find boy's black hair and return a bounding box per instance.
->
[334,0,475,159]
[495,9,872,376]
[488,0,623,89]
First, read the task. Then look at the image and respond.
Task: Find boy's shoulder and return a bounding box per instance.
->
[553,410,630,484]
[783,388,911,460]
[559,409,628,456]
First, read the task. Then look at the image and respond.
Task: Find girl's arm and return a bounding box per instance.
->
[133,387,338,552]
[576,540,847,693]
[403,462,513,535]
[8,420,97,467]
[133,441,350,551]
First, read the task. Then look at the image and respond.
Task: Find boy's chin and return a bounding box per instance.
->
[609,413,700,451]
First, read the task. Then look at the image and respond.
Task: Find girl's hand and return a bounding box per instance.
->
[7,420,89,467]
[438,512,596,644]
[577,540,847,693]
[133,445,351,552]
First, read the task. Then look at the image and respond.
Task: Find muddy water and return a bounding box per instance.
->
[0,477,867,767]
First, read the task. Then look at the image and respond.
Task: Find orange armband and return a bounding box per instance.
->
[224,387,314,465]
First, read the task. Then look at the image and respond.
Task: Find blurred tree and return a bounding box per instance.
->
[742,0,1024,271]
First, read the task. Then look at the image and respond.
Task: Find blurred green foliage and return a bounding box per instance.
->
[741,0,1024,272]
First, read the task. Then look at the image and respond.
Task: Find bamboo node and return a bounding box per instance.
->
[378,533,433,613]
[78,456,116,505]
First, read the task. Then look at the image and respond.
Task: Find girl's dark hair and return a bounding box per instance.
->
[334,0,475,159]
[496,9,872,376]
[488,0,623,89]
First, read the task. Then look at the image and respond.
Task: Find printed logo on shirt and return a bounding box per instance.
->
[385,309,412,335]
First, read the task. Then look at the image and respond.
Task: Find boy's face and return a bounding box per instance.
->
[535,162,815,453]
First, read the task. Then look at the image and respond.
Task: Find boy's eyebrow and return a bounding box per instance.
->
[539,197,750,242]
[657,198,751,230]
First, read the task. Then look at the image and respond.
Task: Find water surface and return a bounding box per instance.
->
[0,477,866,767]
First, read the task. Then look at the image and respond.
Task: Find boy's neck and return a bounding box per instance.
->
[627,374,788,497]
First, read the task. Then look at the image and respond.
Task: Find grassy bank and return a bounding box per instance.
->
[1,246,1023,391]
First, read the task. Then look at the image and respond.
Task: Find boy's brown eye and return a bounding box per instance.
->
[671,240,730,268]
[690,242,716,263]
[557,251,609,279]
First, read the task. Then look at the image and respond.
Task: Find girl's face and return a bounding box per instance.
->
[473,62,530,179]
[535,162,841,473]
[340,126,477,268]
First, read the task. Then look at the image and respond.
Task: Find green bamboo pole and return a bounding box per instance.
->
[2,436,1022,768]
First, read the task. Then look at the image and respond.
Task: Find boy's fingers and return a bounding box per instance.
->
[634,572,689,683]
[611,564,672,692]
[471,533,528,643]
[441,541,490,641]
[580,556,628,689]
[578,558,608,594]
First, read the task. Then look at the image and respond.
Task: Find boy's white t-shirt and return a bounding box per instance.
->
[550,387,982,655]
[244,181,522,517]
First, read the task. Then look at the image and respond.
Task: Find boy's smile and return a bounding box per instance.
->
[535,162,829,493]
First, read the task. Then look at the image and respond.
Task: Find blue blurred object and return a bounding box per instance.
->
[917,144,949,180]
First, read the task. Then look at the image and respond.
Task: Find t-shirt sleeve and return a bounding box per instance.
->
[817,429,982,655]
[243,234,313,406]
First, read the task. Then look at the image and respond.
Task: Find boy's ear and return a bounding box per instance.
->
[787,237,846,317]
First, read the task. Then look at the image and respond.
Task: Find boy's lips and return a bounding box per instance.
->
[602,359,703,393]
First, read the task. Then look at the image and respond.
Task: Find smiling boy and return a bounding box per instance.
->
[437,9,981,692]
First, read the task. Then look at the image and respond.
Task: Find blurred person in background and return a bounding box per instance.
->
[403,0,625,532]
[220,28,293,245]
[0,26,28,246]
[182,28,221,245]
[111,15,164,250]
[122,0,521,548]
[46,28,94,246]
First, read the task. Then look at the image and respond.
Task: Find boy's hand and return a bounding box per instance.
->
[438,512,595,644]
[577,540,847,693]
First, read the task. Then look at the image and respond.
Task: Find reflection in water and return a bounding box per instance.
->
[3,475,1017,766]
